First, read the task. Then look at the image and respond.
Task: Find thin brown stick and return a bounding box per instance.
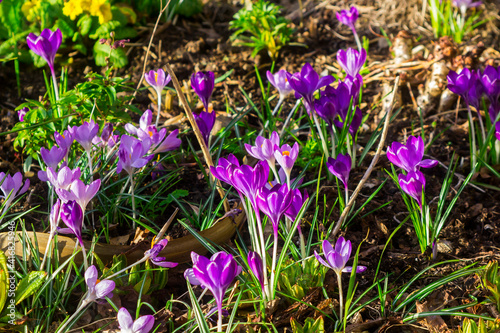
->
[129,0,172,104]
[164,63,230,213]
[329,76,400,239]
[154,207,179,244]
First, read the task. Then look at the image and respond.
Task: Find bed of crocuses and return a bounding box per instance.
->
[1,0,500,332]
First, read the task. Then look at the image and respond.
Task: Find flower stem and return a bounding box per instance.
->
[254,210,270,301]
[56,299,89,333]
[467,104,477,168]
[351,26,362,52]
[336,272,344,326]
[40,231,55,271]
[105,256,148,280]
[217,302,223,332]
[155,92,162,127]
[80,241,89,271]
[50,67,59,102]
[130,174,136,229]
[270,230,279,299]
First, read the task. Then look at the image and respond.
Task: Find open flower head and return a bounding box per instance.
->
[386,136,438,173]
[84,265,115,303]
[314,237,367,276]
[117,307,155,333]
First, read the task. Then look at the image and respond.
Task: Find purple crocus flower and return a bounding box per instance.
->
[38,145,67,182]
[56,179,101,212]
[247,251,264,291]
[185,251,242,319]
[284,189,309,223]
[256,184,293,235]
[116,135,154,176]
[193,110,216,145]
[315,94,338,126]
[54,130,74,152]
[244,131,280,170]
[337,48,366,78]
[230,161,270,208]
[144,239,178,268]
[71,120,99,153]
[314,237,367,276]
[46,166,81,191]
[267,70,293,101]
[0,172,30,213]
[327,154,352,190]
[18,107,28,122]
[83,265,115,303]
[468,71,485,111]
[496,122,500,141]
[40,146,66,170]
[210,154,241,186]
[59,200,85,247]
[274,142,300,180]
[26,28,62,72]
[145,68,171,96]
[398,171,426,209]
[125,110,155,137]
[49,199,61,233]
[336,7,359,30]
[452,0,482,10]
[479,66,500,109]
[447,68,477,103]
[334,106,363,137]
[117,307,155,333]
[191,71,215,113]
[286,63,335,112]
[150,129,181,154]
[386,136,438,173]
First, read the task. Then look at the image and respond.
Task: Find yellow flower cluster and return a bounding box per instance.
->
[62,0,112,24]
[21,0,42,22]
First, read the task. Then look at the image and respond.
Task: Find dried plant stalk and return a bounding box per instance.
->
[164,63,230,213]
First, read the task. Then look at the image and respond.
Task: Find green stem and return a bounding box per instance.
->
[155,92,162,127]
[336,272,344,325]
[56,299,89,333]
[130,174,136,229]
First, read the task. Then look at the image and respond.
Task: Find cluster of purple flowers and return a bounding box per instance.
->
[191,71,216,145]
[387,135,438,208]
[447,66,500,124]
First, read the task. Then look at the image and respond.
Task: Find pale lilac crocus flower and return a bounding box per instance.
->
[117,307,155,333]
[337,48,366,78]
[56,178,101,213]
[55,265,116,333]
[244,131,280,178]
[145,68,172,127]
[71,120,99,175]
[0,172,30,217]
[46,166,81,191]
[267,69,293,115]
[144,239,178,268]
[38,146,67,181]
[315,237,366,320]
[274,142,300,186]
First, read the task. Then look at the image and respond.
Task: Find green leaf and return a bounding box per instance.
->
[93,42,128,68]
[77,14,93,36]
[15,271,47,304]
[0,251,7,314]
[176,0,203,17]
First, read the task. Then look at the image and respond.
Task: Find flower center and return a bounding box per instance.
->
[282,151,290,156]
[154,72,158,83]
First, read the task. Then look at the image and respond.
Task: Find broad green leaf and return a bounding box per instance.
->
[15,271,47,304]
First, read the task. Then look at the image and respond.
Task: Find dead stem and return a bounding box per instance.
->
[329,76,400,239]
[164,63,230,213]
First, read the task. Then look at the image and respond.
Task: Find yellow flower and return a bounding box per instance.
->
[63,0,84,20]
[21,0,41,22]
[89,0,112,24]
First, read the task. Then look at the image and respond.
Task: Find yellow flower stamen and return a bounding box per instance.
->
[282,151,290,156]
